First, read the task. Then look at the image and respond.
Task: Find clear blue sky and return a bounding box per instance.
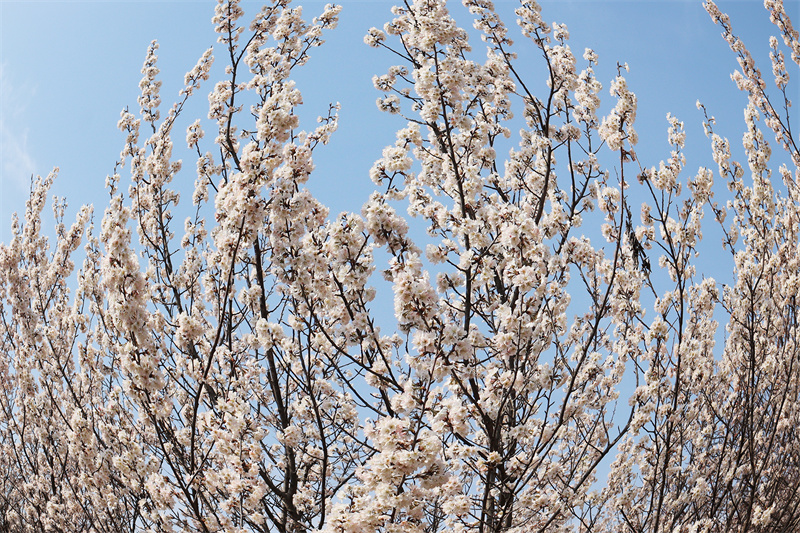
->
[0,0,790,247]
[0,0,796,499]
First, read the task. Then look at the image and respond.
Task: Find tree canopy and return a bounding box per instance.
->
[1,1,799,532]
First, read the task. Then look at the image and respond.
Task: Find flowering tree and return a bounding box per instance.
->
[0,0,798,532]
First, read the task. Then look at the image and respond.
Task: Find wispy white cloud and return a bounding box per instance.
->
[0,63,37,190]
[0,64,39,242]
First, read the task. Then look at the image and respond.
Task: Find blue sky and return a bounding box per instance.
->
[0,0,796,499]
[0,0,791,248]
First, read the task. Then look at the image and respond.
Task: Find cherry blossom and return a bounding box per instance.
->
[1,1,799,532]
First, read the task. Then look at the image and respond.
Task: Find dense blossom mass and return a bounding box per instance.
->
[1,0,799,532]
